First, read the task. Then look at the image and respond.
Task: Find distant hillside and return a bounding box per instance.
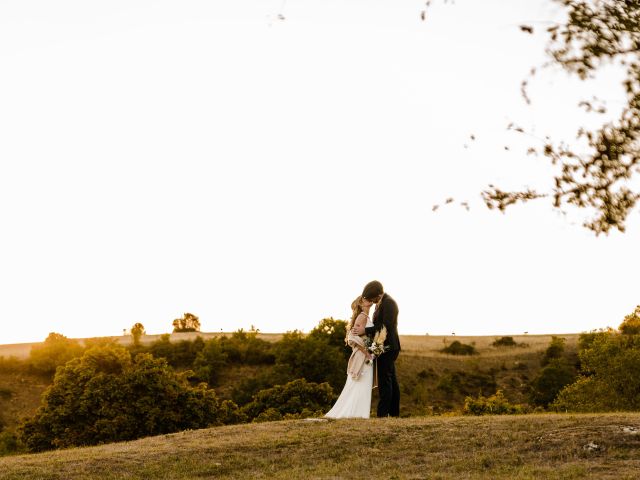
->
[1,414,639,479]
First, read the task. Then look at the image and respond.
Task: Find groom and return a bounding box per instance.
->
[352,280,401,417]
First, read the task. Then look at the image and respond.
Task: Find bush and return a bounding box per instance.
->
[440,341,477,356]
[29,333,84,376]
[464,390,525,415]
[619,305,640,335]
[19,344,231,452]
[491,336,527,348]
[193,338,228,386]
[242,378,335,421]
[145,335,206,368]
[529,359,577,407]
[220,329,275,365]
[552,331,640,412]
[0,430,20,456]
[308,318,350,360]
[273,331,347,391]
[542,336,566,366]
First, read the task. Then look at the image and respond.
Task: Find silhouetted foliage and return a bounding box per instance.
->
[172,312,201,333]
[29,333,84,376]
[492,336,527,348]
[130,323,145,346]
[619,305,640,335]
[480,1,640,234]
[440,340,477,356]
[19,344,230,452]
[241,378,335,421]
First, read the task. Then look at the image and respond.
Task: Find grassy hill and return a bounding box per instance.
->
[1,413,639,479]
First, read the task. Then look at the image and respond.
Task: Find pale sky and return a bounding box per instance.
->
[1,0,638,345]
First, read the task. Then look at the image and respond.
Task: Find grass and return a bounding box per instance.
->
[1,413,639,479]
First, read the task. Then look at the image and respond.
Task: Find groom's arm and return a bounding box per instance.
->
[379,299,398,334]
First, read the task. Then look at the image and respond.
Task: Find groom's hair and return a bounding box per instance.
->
[362,280,384,300]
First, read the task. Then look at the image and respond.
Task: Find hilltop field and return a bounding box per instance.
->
[1,413,639,479]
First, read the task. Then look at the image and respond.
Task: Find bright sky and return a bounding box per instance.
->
[1,0,638,345]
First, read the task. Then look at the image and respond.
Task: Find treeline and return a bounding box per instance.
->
[2,318,350,453]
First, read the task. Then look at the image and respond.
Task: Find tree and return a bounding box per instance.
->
[172,312,201,333]
[193,338,228,386]
[130,322,145,346]
[241,378,335,421]
[272,330,347,391]
[29,332,84,376]
[19,344,230,452]
[479,1,640,234]
[619,305,640,335]
[552,330,640,412]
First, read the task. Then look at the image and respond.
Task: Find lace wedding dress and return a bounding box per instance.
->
[325,316,373,419]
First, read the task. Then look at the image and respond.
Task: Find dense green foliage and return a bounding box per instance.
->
[529,336,577,407]
[619,305,640,335]
[241,378,335,422]
[553,330,640,412]
[19,345,232,452]
[29,333,84,376]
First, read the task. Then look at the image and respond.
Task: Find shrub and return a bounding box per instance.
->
[145,335,206,368]
[19,344,230,452]
[464,390,525,415]
[0,430,20,456]
[529,359,577,407]
[308,318,350,360]
[440,341,477,356]
[220,329,275,365]
[242,378,335,421]
[193,338,228,386]
[29,333,84,376]
[273,331,347,391]
[0,387,12,400]
[619,305,640,335]
[542,336,566,366]
[552,331,640,412]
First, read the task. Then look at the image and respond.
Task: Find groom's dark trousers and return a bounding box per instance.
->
[376,349,400,417]
[366,293,401,417]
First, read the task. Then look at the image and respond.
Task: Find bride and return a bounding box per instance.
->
[325,295,375,418]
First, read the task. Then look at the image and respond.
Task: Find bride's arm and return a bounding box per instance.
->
[352,314,373,359]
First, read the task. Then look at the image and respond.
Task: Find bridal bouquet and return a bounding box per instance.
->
[366,326,389,357]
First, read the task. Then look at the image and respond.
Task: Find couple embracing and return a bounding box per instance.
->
[325,280,401,419]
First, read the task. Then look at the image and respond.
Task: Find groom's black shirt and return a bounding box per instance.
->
[365,293,401,352]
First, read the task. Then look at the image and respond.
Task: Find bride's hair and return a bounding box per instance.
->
[345,295,364,344]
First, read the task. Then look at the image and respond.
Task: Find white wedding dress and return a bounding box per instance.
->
[325,316,374,419]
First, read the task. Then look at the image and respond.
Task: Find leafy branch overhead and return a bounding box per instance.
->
[483,0,640,234]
